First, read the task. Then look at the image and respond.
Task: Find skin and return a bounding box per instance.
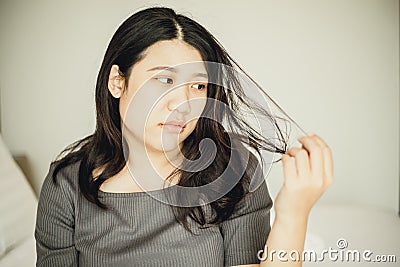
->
[102,39,208,192]
[231,134,334,267]
[105,39,334,266]
[256,134,334,267]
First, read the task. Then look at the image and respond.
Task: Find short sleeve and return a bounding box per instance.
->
[219,179,273,267]
[34,163,78,266]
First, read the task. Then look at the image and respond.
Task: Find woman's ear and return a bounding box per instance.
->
[108,65,125,98]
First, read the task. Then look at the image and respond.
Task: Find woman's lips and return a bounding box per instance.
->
[159,122,185,134]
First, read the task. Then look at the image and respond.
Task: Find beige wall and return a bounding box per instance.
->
[0,0,398,212]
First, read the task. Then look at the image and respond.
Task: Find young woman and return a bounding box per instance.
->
[35,6,334,267]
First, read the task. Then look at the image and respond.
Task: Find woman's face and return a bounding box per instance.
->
[109,39,208,154]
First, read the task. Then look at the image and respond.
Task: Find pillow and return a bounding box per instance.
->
[0,134,37,258]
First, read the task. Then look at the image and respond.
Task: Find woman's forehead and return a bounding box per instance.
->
[135,40,207,74]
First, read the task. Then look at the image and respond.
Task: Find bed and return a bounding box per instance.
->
[0,134,37,267]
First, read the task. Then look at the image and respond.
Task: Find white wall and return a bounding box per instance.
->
[0,0,398,212]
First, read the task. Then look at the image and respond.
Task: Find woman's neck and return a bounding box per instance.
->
[125,137,182,190]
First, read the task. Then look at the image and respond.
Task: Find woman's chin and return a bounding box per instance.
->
[160,142,182,153]
[144,140,181,154]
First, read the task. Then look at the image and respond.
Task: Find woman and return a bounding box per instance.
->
[35,6,334,267]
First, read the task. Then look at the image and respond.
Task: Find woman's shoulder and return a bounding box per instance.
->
[35,160,80,250]
[39,159,82,204]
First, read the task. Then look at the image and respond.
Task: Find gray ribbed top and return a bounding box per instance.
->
[35,160,273,267]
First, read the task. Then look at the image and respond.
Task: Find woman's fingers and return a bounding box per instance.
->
[276,133,334,216]
[281,154,297,182]
[285,147,310,178]
[282,134,334,188]
[312,134,334,186]
[296,135,324,179]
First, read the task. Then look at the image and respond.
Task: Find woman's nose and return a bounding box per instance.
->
[167,85,191,114]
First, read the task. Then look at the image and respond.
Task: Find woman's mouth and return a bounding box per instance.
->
[158,121,186,134]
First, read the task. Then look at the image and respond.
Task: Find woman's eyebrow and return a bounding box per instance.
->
[194,73,208,79]
[147,65,208,78]
[147,66,178,73]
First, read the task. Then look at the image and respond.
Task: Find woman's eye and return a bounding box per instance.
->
[192,83,207,91]
[156,77,173,84]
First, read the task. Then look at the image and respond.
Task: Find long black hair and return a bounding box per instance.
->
[51,6,292,234]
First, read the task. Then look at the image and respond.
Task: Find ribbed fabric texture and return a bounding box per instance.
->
[34,160,273,267]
